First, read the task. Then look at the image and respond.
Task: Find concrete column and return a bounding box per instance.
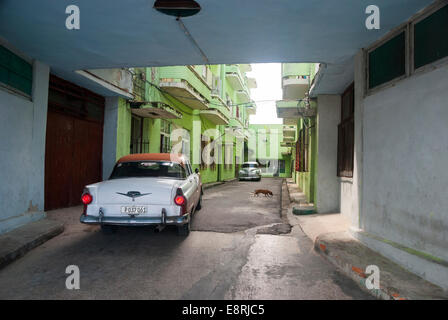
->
[191,115,202,166]
[352,49,366,229]
[102,97,119,179]
[316,95,340,213]
[30,61,50,211]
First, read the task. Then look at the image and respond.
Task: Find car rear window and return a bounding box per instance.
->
[110,161,187,179]
[242,163,258,169]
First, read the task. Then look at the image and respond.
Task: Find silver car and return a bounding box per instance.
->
[238,162,261,181]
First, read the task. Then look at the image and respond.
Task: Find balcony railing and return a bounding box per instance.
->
[236,89,250,103]
[281,63,315,100]
[225,64,245,91]
[200,108,229,125]
[130,102,182,119]
[276,100,316,119]
[159,66,210,110]
[283,125,296,138]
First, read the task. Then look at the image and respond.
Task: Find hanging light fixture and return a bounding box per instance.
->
[153,0,201,18]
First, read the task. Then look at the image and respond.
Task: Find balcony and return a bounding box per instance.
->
[282,135,295,143]
[283,125,296,138]
[239,64,252,73]
[246,102,256,116]
[200,96,230,125]
[229,117,244,129]
[200,109,229,125]
[159,67,210,110]
[225,65,245,91]
[281,147,292,156]
[130,102,182,119]
[281,141,295,147]
[276,100,316,119]
[282,63,314,100]
[283,118,297,126]
[236,89,251,103]
[246,77,257,89]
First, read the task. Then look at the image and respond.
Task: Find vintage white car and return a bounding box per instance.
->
[80,153,202,236]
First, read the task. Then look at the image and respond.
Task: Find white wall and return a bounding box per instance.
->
[316,95,340,213]
[0,60,49,234]
[340,179,354,222]
[362,63,448,262]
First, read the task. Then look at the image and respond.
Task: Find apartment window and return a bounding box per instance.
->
[130,115,149,154]
[367,3,448,92]
[160,119,171,153]
[337,84,354,178]
[0,45,32,96]
[368,31,406,89]
[414,4,448,70]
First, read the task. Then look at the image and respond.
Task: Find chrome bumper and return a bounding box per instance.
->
[239,175,261,180]
[80,213,189,226]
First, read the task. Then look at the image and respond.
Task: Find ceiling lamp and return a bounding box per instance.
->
[153,0,201,18]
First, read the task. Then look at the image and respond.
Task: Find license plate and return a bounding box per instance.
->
[121,206,147,215]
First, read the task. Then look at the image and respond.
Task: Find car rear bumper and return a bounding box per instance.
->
[80,213,189,226]
[239,175,261,180]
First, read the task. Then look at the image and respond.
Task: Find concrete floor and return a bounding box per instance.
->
[0,178,373,299]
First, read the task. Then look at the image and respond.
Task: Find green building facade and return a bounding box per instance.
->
[111,64,256,185]
[276,63,318,204]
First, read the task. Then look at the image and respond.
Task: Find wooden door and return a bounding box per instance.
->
[45,75,104,210]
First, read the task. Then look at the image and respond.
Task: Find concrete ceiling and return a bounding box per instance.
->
[0,0,434,95]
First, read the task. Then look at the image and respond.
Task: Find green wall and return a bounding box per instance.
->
[113,64,255,186]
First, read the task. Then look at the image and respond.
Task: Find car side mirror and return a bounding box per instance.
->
[195,168,200,174]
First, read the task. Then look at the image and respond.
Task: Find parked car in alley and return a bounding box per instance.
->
[80,153,202,236]
[238,162,262,181]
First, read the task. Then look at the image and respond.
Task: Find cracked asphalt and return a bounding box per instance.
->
[0,178,373,299]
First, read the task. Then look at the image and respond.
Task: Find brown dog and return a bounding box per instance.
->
[253,189,274,197]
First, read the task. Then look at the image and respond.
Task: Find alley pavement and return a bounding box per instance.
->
[0,178,373,299]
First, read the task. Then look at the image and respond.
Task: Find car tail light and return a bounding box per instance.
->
[81,192,92,216]
[81,193,93,205]
[174,188,187,215]
[174,195,186,206]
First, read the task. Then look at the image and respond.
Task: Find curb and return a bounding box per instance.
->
[314,236,407,300]
[203,178,238,190]
[203,181,224,190]
[0,220,64,270]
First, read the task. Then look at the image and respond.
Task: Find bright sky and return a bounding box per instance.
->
[246,63,283,125]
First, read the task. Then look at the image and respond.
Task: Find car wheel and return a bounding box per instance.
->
[177,221,190,236]
[196,192,203,211]
[101,225,116,234]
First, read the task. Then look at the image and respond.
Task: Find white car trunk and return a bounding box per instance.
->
[85,177,183,217]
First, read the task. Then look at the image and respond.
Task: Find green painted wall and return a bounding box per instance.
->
[113,64,254,186]
[116,97,132,161]
[292,101,317,204]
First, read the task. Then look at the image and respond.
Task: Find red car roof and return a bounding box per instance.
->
[117,153,187,167]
